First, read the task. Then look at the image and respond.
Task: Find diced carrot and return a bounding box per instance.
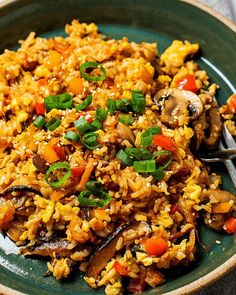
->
[223,217,236,234]
[71,166,85,178]
[227,94,236,113]
[38,78,47,86]
[153,134,177,153]
[212,202,232,214]
[35,102,46,115]
[47,50,62,69]
[78,158,96,190]
[140,65,153,84]
[42,144,60,163]
[68,77,84,94]
[113,261,129,276]
[52,144,66,161]
[145,237,168,256]
[0,201,15,230]
[50,190,65,202]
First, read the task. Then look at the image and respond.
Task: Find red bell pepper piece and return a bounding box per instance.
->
[177,74,198,93]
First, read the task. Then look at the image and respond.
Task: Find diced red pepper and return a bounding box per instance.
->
[153,134,177,153]
[71,166,85,178]
[76,112,93,123]
[113,261,129,276]
[52,144,66,161]
[127,273,146,294]
[35,102,46,115]
[223,217,236,234]
[177,74,198,93]
[227,94,236,114]
[170,204,180,214]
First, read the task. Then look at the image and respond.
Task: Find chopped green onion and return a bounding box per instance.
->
[115,99,131,112]
[95,108,108,122]
[33,115,46,129]
[152,150,172,169]
[64,131,80,143]
[151,167,165,181]
[86,180,102,192]
[80,62,107,82]
[118,114,134,125]
[106,98,116,113]
[81,132,100,149]
[131,90,146,113]
[125,147,152,160]
[141,126,161,147]
[45,162,71,188]
[44,93,72,111]
[133,159,156,172]
[75,94,92,111]
[91,119,102,130]
[45,118,61,131]
[74,116,91,134]
[116,149,134,166]
[78,190,111,207]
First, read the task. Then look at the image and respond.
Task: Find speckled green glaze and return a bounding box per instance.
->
[0,1,235,294]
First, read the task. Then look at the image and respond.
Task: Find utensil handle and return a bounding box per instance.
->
[223,159,236,190]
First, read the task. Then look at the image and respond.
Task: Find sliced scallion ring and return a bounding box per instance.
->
[75,94,92,111]
[64,130,80,143]
[118,114,134,126]
[133,159,156,172]
[152,150,173,169]
[116,149,134,166]
[45,118,61,131]
[44,93,72,111]
[131,90,146,113]
[124,147,152,160]
[33,115,46,129]
[80,62,107,82]
[78,190,111,207]
[86,180,102,192]
[81,132,100,150]
[74,116,91,134]
[45,162,71,188]
[151,167,165,180]
[141,126,161,147]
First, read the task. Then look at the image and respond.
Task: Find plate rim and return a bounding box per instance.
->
[0,0,235,294]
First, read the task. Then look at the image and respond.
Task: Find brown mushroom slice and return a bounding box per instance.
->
[203,212,226,231]
[117,122,135,144]
[86,221,151,279]
[154,88,203,128]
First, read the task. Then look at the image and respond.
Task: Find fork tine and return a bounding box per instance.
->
[222,124,236,148]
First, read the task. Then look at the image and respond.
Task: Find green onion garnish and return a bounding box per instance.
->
[141,126,161,147]
[106,98,116,113]
[86,180,102,192]
[116,149,134,166]
[118,114,134,125]
[44,93,72,111]
[45,162,71,188]
[78,190,111,207]
[81,132,100,149]
[115,99,131,112]
[95,108,108,122]
[79,62,107,82]
[152,150,172,169]
[74,116,91,134]
[33,115,46,129]
[45,118,61,131]
[64,130,80,143]
[91,119,102,130]
[124,147,152,160]
[133,159,156,172]
[131,90,146,113]
[75,94,92,111]
[151,167,165,180]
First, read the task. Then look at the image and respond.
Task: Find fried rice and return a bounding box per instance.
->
[0,20,235,294]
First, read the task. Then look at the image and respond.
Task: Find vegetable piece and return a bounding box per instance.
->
[68,77,84,94]
[90,119,102,130]
[45,118,61,131]
[32,154,47,174]
[227,94,236,113]
[177,74,198,93]
[151,167,165,181]
[116,99,132,112]
[81,132,100,149]
[45,162,71,188]
[79,61,107,82]
[86,221,151,279]
[131,90,146,113]
[78,112,93,123]
[170,204,180,214]
[44,93,72,111]
[223,217,236,234]
[133,159,156,172]
[145,237,168,256]
[127,272,146,293]
[75,94,92,111]
[116,149,134,166]
[212,202,233,214]
[0,185,42,197]
[0,200,15,230]
[33,115,46,129]
[118,114,134,126]
[35,102,46,115]
[52,144,66,161]
[153,134,177,153]
[86,180,102,192]
[47,50,61,69]
[78,190,111,207]
[64,131,80,143]
[145,268,165,288]
[141,126,161,147]
[106,98,116,113]
[95,108,108,122]
[74,116,91,134]
[42,144,60,163]
[71,166,85,178]
[78,158,95,190]
[152,150,173,168]
[117,122,135,144]
[125,147,152,160]
[113,261,128,276]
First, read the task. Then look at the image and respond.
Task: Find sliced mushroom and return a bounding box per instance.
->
[0,185,42,197]
[32,154,48,174]
[154,88,203,128]
[117,122,135,144]
[86,221,151,279]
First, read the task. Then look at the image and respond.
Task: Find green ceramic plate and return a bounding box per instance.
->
[0,0,235,294]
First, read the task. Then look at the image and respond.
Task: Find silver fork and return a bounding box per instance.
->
[200,124,236,189]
